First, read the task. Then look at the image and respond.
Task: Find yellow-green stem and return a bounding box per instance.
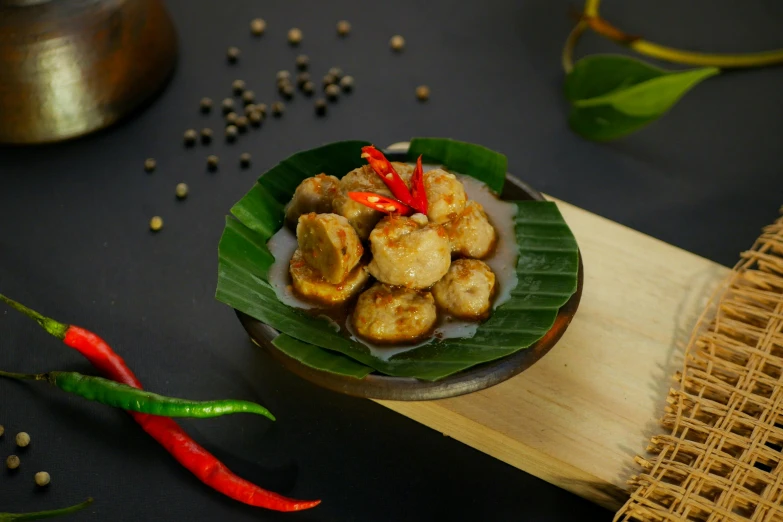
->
[563,0,783,72]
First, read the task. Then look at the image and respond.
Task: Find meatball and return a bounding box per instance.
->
[352,283,437,343]
[424,169,467,224]
[367,215,450,289]
[284,174,340,227]
[289,249,370,305]
[296,213,363,284]
[333,163,414,240]
[445,201,497,259]
[432,259,496,320]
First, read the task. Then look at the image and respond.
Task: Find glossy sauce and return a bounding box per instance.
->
[266,169,519,361]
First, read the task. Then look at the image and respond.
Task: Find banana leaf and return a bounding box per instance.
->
[216,138,579,381]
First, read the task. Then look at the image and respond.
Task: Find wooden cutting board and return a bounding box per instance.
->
[376,194,730,510]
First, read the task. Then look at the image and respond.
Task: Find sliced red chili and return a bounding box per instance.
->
[409,155,428,214]
[347,191,412,215]
[360,146,416,208]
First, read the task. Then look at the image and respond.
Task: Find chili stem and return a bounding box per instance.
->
[563,0,783,72]
[0,293,69,339]
[0,369,46,381]
[0,498,93,521]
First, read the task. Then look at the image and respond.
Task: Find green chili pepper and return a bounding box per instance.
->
[0,498,93,521]
[0,370,275,421]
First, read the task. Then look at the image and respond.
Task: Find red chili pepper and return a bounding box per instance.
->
[347,191,413,215]
[0,294,320,513]
[360,146,417,208]
[409,155,428,214]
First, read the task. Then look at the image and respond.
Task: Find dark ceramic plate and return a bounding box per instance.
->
[236,148,583,401]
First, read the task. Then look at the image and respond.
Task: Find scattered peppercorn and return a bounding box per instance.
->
[235,116,249,131]
[255,103,268,116]
[175,183,188,199]
[149,216,163,232]
[200,97,213,113]
[6,455,20,470]
[239,153,252,168]
[144,158,156,172]
[225,112,238,125]
[416,85,430,101]
[227,46,240,62]
[242,90,255,105]
[325,84,340,101]
[287,28,302,45]
[302,81,315,96]
[296,72,311,87]
[336,20,351,36]
[328,67,343,80]
[232,79,246,94]
[314,98,327,116]
[390,35,405,52]
[244,104,256,114]
[279,83,294,99]
[295,54,309,71]
[250,18,266,36]
[0,425,4,437]
[276,70,291,83]
[225,125,238,141]
[322,74,337,88]
[222,98,235,113]
[15,432,30,448]
[207,155,219,170]
[183,129,198,146]
[200,128,213,144]
[35,471,51,487]
[249,111,263,126]
[340,75,354,92]
[271,102,285,117]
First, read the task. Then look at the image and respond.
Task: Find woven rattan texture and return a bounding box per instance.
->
[616,210,783,522]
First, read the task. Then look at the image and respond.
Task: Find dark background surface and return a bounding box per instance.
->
[1,0,781,520]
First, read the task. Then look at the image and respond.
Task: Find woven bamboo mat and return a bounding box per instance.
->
[615,209,783,521]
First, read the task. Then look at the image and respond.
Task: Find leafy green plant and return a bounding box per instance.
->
[563,0,783,140]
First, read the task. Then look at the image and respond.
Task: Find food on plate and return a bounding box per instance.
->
[352,283,436,343]
[432,259,496,319]
[296,213,363,284]
[268,144,508,349]
[285,173,340,226]
[289,249,370,304]
[367,214,450,289]
[445,200,497,258]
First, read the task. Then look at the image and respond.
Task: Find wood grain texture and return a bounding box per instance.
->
[376,197,730,510]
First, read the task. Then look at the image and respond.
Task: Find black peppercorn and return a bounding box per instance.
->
[295,54,309,71]
[296,72,311,87]
[322,74,337,87]
[225,125,238,141]
[239,153,252,168]
[200,97,212,113]
[232,79,246,94]
[249,111,263,126]
[207,155,219,170]
[325,84,340,101]
[314,98,327,116]
[225,112,238,125]
[279,83,294,99]
[184,129,198,146]
[242,90,255,105]
[271,102,285,117]
[340,75,354,92]
[328,67,343,80]
[302,81,315,96]
[255,103,268,116]
[200,128,213,143]
[222,98,235,113]
[235,116,249,131]
[227,46,240,62]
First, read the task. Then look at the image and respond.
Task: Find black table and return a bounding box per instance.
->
[1,1,781,520]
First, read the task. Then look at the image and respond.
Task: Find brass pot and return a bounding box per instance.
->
[0,0,178,144]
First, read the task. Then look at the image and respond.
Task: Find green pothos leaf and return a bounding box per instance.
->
[565,54,719,140]
[215,139,579,381]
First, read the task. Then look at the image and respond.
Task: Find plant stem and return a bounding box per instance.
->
[0,369,46,381]
[564,0,783,72]
[562,20,588,73]
[587,15,783,68]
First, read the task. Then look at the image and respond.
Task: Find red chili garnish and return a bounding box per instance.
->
[409,155,428,214]
[0,294,320,513]
[348,191,413,215]
[360,146,416,208]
